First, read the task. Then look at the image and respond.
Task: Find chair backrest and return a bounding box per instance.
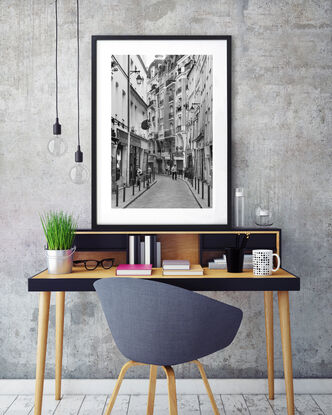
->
[94,277,242,366]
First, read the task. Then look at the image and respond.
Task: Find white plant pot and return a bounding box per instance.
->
[45,246,76,274]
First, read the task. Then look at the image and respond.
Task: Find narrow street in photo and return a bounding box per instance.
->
[127,175,200,208]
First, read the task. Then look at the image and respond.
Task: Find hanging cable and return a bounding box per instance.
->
[55,0,58,119]
[68,0,88,183]
[51,0,62,139]
[76,0,80,147]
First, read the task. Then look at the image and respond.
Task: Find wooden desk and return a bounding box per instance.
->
[29,267,300,415]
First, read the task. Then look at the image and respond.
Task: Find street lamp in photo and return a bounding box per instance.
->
[136,73,143,85]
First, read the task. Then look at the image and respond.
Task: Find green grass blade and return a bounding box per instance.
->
[40,210,77,250]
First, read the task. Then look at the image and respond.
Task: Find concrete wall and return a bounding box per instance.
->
[0,0,331,379]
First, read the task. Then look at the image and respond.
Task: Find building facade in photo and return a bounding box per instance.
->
[147,55,193,176]
[146,55,213,187]
[186,55,213,186]
[111,55,149,188]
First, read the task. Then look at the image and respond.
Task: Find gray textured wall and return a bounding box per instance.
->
[0,0,331,380]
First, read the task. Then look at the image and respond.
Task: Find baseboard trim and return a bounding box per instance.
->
[0,379,331,395]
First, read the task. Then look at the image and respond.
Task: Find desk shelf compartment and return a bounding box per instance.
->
[199,231,280,267]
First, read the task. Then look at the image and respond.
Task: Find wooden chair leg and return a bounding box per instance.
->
[104,361,145,415]
[192,360,220,415]
[162,366,178,415]
[147,365,158,415]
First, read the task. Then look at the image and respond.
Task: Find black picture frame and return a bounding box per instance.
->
[91,35,232,231]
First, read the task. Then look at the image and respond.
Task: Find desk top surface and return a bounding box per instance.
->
[32,266,294,279]
[28,267,300,292]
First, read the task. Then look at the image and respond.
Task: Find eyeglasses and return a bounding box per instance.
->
[73,258,115,271]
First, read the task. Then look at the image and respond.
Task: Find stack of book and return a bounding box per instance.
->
[116,264,152,276]
[162,260,204,276]
[208,256,227,269]
[208,254,253,269]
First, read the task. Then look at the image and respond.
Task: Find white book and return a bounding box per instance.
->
[209,262,227,269]
[140,242,145,265]
[117,264,152,276]
[117,269,152,275]
[162,260,190,269]
[129,235,135,265]
[144,235,151,265]
[163,265,203,276]
[214,256,226,263]
[209,262,253,269]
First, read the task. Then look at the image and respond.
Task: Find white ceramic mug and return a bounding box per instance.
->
[252,249,280,276]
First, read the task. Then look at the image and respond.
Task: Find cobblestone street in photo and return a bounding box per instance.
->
[127,175,200,208]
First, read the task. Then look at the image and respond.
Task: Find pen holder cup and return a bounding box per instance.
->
[225,248,244,273]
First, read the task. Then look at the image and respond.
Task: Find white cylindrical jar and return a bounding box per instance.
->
[234,187,245,227]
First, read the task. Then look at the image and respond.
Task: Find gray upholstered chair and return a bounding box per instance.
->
[94,277,243,415]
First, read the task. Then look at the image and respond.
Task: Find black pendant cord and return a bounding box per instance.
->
[75,0,83,162]
[53,0,61,135]
[55,0,58,119]
[76,0,80,147]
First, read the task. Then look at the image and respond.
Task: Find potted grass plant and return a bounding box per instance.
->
[41,211,77,274]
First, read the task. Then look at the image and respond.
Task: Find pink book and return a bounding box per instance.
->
[116,264,152,276]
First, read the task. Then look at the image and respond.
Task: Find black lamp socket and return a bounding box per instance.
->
[75,145,83,163]
[53,118,62,135]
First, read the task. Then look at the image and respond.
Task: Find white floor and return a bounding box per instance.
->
[0,394,331,414]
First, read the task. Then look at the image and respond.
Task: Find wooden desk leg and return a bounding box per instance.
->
[278,291,295,415]
[55,292,65,400]
[34,292,51,415]
[264,291,274,400]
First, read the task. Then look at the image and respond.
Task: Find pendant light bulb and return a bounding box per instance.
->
[48,118,67,156]
[48,136,67,157]
[69,164,89,184]
[69,145,89,184]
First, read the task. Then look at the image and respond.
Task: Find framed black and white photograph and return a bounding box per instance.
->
[92,36,231,230]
